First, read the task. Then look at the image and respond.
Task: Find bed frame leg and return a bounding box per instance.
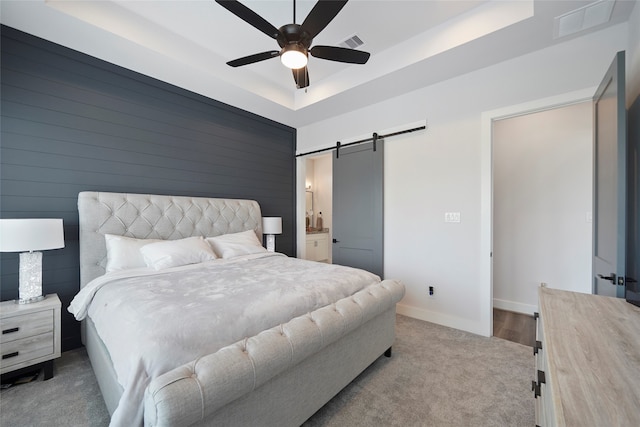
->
[384,347,392,358]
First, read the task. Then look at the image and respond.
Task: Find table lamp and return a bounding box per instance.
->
[262,217,282,252]
[0,219,65,304]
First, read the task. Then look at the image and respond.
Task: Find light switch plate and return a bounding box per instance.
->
[445,212,461,223]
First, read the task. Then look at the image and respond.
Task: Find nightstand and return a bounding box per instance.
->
[0,294,61,380]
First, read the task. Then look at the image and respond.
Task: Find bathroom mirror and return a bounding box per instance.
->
[305,190,314,216]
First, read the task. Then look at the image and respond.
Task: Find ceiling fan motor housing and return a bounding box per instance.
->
[277,24,312,51]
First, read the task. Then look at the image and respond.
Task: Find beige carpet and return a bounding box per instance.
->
[0,315,534,426]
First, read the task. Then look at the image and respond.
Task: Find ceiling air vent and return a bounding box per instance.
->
[339,34,364,49]
[554,0,615,39]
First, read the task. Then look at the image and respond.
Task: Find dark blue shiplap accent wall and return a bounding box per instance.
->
[0,25,297,351]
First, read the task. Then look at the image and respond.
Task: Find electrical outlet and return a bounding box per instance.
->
[445,212,461,223]
[428,285,435,297]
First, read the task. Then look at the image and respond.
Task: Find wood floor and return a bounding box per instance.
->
[493,308,536,347]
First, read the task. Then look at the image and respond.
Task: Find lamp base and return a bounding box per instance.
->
[17,295,46,304]
[266,234,276,252]
[18,251,44,304]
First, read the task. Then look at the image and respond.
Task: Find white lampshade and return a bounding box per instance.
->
[0,219,65,304]
[0,218,65,252]
[262,217,282,235]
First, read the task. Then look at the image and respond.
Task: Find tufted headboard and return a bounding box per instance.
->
[78,191,263,287]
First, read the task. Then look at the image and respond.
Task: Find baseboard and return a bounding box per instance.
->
[493,298,538,315]
[396,303,489,337]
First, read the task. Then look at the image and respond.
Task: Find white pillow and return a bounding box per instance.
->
[140,236,217,270]
[105,234,161,272]
[206,230,267,259]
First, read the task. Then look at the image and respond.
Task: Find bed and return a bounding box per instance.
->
[71,191,405,427]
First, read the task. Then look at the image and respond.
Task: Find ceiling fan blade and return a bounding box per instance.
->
[310,45,370,64]
[215,0,280,39]
[292,67,310,89]
[227,51,279,67]
[301,0,348,39]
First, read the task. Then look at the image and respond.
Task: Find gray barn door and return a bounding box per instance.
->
[593,51,627,297]
[332,141,384,278]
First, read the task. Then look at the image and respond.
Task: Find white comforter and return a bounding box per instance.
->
[68,253,380,427]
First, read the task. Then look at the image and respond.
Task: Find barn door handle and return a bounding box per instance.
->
[332,238,340,243]
[597,273,616,283]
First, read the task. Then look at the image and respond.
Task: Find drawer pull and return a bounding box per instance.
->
[2,352,19,360]
[531,380,541,398]
[533,340,543,355]
[538,370,546,384]
[2,327,19,334]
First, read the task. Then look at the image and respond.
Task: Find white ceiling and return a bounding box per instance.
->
[1,0,636,127]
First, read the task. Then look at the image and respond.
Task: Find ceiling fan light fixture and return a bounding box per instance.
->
[281,44,308,69]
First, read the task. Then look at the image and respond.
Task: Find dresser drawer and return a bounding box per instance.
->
[1,331,54,369]
[1,310,53,344]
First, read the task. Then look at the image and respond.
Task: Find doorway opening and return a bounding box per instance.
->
[492,101,593,314]
[480,88,596,337]
[303,155,333,263]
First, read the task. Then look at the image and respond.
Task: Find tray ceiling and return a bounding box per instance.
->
[1,0,635,127]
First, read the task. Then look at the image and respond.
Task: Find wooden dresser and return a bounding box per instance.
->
[534,287,640,426]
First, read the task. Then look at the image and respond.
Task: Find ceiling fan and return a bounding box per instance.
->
[215,0,370,89]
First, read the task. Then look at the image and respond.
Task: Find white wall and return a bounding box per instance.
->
[297,23,629,336]
[492,102,593,314]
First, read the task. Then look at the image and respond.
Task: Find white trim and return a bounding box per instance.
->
[480,87,596,337]
[296,157,307,259]
[493,298,538,315]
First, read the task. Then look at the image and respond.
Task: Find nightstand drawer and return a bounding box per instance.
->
[1,331,54,369]
[1,310,53,344]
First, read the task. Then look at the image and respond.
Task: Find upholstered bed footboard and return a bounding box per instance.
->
[143,279,405,427]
